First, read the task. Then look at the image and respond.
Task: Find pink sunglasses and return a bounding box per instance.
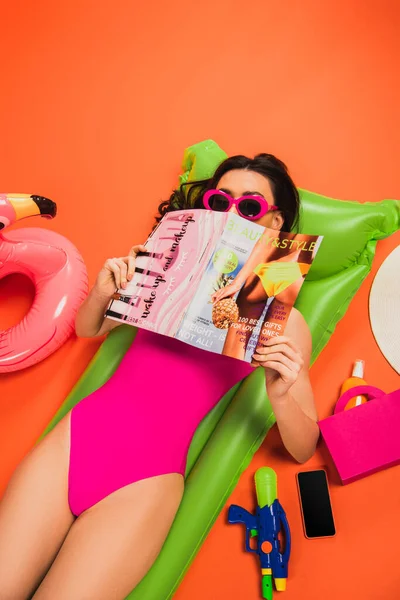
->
[203,189,278,221]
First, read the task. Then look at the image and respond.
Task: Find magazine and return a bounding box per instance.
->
[106,210,323,363]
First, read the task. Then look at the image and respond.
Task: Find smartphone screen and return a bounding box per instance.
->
[297,470,336,538]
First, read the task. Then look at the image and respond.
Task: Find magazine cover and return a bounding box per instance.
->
[106,210,323,362]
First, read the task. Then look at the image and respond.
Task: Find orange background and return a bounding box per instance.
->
[1,1,400,599]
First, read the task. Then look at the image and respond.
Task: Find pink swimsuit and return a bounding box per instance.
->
[69,329,253,516]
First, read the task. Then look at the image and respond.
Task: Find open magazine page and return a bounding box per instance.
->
[175,214,265,356]
[106,210,229,335]
[106,209,323,363]
[176,214,322,361]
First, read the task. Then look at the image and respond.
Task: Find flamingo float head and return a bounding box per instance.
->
[0,194,57,231]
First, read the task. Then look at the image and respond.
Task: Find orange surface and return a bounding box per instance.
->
[1,1,399,599]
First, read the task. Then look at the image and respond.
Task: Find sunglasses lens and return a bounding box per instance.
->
[238,199,263,218]
[207,193,230,212]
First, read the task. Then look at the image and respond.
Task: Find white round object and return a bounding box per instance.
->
[369,245,400,374]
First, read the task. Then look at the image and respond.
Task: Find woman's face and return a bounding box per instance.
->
[216,169,283,230]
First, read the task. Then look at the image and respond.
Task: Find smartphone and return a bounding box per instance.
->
[296,469,336,539]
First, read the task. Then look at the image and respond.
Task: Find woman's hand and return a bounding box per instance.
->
[211,279,243,303]
[94,244,147,298]
[251,335,304,400]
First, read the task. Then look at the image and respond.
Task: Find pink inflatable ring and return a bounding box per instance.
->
[0,193,88,372]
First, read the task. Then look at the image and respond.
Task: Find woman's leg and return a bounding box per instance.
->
[222,274,268,359]
[0,414,74,600]
[33,473,184,600]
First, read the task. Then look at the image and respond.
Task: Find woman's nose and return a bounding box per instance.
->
[228,203,239,215]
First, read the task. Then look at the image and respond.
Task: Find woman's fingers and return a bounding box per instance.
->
[264,335,301,354]
[211,289,225,303]
[115,259,128,289]
[212,284,237,303]
[254,342,303,368]
[252,335,305,387]
[127,255,135,280]
[258,360,294,382]
[105,258,122,290]
[218,289,227,301]
[127,244,147,281]
[252,350,300,372]
[128,244,147,257]
[104,258,129,290]
[103,246,146,290]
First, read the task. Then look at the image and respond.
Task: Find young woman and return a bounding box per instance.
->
[0,153,319,600]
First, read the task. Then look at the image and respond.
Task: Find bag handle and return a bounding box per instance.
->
[334,385,385,414]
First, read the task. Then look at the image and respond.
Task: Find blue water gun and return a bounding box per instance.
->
[228,467,291,600]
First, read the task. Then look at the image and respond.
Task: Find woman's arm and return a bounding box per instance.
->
[251,308,319,463]
[75,286,121,338]
[75,244,146,338]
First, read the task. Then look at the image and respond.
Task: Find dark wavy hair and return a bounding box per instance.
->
[155,154,300,232]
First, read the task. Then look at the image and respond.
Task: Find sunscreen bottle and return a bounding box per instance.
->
[340,360,368,411]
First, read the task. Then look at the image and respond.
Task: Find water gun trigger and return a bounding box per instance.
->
[228,504,258,554]
[250,528,258,538]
